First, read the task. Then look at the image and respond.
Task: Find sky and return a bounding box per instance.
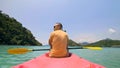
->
[0,0,120,45]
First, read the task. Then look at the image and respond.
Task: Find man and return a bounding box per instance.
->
[49,23,69,58]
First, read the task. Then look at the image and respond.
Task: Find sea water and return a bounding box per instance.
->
[0,45,120,68]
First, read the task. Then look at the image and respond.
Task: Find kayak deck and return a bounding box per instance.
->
[13,53,105,68]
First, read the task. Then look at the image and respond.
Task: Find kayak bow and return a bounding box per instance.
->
[12,53,105,68]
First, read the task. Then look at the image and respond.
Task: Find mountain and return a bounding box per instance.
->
[85,38,120,47]
[68,39,81,46]
[80,42,89,45]
[0,11,42,45]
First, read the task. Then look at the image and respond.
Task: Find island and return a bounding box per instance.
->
[0,11,42,45]
[84,38,120,47]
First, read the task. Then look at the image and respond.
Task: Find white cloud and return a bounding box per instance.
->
[108,28,116,34]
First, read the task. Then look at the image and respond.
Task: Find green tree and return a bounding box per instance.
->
[0,12,42,45]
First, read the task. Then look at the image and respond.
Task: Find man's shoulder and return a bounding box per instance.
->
[52,30,67,34]
[58,30,68,35]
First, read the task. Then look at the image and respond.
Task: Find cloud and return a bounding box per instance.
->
[108,28,116,34]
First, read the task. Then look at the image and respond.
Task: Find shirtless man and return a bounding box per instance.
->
[49,23,69,58]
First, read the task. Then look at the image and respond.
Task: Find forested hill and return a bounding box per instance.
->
[85,38,120,47]
[68,39,81,46]
[0,11,42,45]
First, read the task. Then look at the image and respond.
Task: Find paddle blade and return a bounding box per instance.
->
[8,48,31,54]
[84,47,102,50]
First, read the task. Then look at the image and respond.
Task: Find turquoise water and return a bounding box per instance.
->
[0,45,120,68]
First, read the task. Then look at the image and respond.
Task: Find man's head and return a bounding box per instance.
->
[54,23,63,31]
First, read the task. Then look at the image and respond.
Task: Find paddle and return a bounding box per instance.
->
[8,47,102,54]
[83,47,102,50]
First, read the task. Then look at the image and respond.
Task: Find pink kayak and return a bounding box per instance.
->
[12,53,105,68]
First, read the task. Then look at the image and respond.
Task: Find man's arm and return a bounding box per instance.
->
[49,33,54,49]
[49,39,52,49]
[66,35,69,53]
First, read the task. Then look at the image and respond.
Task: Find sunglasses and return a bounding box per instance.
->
[54,26,56,28]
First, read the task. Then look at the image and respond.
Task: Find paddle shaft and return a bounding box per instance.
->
[32,47,82,51]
